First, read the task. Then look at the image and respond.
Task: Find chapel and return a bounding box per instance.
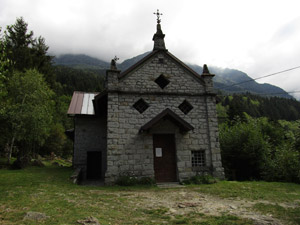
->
[67,11,224,184]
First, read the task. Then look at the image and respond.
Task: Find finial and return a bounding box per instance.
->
[110,55,119,70]
[202,64,211,75]
[153,9,163,24]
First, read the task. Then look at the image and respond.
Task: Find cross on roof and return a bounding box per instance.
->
[113,56,119,62]
[153,9,163,24]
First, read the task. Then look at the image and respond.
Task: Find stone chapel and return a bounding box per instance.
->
[67,13,224,184]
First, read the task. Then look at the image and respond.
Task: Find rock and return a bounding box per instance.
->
[169,208,177,213]
[31,159,45,167]
[52,161,61,166]
[23,211,49,221]
[230,205,237,210]
[11,156,31,169]
[77,216,100,225]
[178,202,198,208]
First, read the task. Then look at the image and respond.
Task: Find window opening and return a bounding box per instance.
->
[155,74,170,89]
[178,100,193,115]
[191,150,205,167]
[133,98,149,114]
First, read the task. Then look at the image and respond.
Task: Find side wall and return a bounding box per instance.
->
[73,116,107,179]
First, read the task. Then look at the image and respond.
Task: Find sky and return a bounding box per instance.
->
[1,0,300,99]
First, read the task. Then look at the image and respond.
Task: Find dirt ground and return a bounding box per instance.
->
[120,186,291,225]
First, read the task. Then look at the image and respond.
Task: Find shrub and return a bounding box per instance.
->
[182,175,217,185]
[115,176,155,186]
[219,117,271,180]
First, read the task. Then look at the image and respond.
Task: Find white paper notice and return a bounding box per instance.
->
[155,148,162,157]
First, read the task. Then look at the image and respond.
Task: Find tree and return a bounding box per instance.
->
[6,69,54,164]
[3,17,55,87]
[4,17,34,72]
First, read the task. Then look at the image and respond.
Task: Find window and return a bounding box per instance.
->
[155,74,170,89]
[133,98,149,114]
[178,100,193,115]
[158,58,164,64]
[191,151,205,167]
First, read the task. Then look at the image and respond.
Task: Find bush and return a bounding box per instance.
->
[220,116,300,183]
[220,117,271,180]
[115,176,155,186]
[262,143,300,183]
[182,175,217,185]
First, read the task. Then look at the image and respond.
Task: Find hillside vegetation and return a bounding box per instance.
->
[54,52,292,99]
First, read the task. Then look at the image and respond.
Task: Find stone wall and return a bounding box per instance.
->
[105,50,224,183]
[118,52,207,94]
[74,116,107,179]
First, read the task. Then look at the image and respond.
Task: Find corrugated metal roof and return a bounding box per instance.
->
[67,91,98,116]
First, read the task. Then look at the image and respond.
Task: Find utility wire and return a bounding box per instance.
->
[218,65,300,90]
[222,90,300,96]
[257,90,300,96]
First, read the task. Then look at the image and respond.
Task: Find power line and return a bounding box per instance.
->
[258,90,300,96]
[218,65,300,90]
[222,90,300,95]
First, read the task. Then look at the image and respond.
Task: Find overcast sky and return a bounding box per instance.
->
[1,0,300,99]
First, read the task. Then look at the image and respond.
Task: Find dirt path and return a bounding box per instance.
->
[123,188,286,225]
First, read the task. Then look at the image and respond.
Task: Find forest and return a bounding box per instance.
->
[0,18,299,183]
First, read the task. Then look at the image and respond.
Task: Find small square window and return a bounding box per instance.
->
[192,151,205,167]
[158,58,164,64]
[178,100,193,115]
[133,98,149,114]
[155,74,170,89]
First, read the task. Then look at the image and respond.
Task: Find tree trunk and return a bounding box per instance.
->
[7,95,26,164]
[7,136,15,164]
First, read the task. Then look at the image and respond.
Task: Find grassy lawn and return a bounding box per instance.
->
[0,164,299,224]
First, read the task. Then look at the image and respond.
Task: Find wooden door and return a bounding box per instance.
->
[153,134,177,182]
[86,151,102,179]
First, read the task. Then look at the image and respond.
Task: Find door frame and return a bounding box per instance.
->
[86,151,102,180]
[152,133,178,182]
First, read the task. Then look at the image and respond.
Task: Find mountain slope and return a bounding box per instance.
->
[53,53,292,99]
[189,64,291,98]
[53,54,110,70]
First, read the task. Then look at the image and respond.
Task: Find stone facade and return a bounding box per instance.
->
[103,51,224,184]
[69,20,224,184]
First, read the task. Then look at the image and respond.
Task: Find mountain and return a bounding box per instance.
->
[53,53,293,99]
[188,65,291,99]
[53,54,110,70]
[118,52,150,71]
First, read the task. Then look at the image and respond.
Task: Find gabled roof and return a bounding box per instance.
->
[118,50,205,85]
[67,91,99,116]
[139,108,194,133]
[119,50,158,79]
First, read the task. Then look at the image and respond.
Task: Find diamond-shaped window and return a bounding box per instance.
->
[155,74,170,89]
[178,100,193,115]
[133,98,149,114]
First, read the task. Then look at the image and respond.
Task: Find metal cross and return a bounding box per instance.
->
[113,56,119,62]
[153,9,163,24]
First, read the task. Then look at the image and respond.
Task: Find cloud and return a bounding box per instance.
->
[243,17,300,99]
[1,0,300,99]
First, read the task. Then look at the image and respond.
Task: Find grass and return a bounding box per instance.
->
[253,203,300,224]
[0,163,299,224]
[190,180,300,202]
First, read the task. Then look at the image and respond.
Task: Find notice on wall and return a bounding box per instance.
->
[155,148,162,157]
